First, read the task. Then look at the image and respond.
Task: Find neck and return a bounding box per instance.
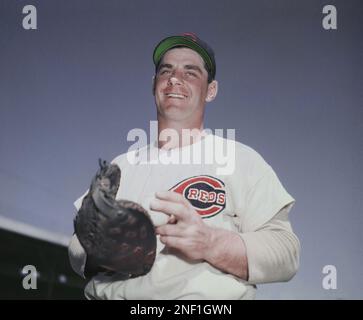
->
[157,117,205,150]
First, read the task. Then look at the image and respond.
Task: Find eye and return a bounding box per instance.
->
[186,71,197,77]
[160,69,171,75]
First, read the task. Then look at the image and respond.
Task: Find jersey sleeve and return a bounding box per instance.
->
[68,190,89,278]
[231,141,296,234]
[240,204,300,284]
[241,165,295,232]
[68,233,87,279]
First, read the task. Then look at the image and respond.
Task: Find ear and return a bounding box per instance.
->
[205,80,218,102]
[152,76,156,96]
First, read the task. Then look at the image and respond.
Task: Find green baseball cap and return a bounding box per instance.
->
[153,32,216,80]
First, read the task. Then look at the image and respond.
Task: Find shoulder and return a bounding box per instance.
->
[236,141,270,171]
[211,134,273,185]
[213,134,270,169]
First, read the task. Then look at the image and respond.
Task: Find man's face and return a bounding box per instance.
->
[154,47,215,124]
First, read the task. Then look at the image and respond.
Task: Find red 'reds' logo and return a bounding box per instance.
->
[170,175,226,218]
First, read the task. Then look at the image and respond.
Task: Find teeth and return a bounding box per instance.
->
[166,93,185,98]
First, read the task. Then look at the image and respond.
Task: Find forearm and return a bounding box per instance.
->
[203,207,300,283]
[204,228,249,280]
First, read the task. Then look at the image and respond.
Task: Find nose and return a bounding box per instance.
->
[167,71,183,86]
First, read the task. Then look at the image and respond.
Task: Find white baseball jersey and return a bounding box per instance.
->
[73,134,295,300]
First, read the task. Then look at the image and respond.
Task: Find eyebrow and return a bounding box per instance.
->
[158,63,203,75]
[158,63,173,70]
[184,64,203,75]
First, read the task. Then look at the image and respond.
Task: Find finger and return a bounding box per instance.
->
[156,224,183,237]
[155,191,190,207]
[150,199,187,220]
[159,235,185,250]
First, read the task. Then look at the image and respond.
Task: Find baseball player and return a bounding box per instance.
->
[69,33,300,299]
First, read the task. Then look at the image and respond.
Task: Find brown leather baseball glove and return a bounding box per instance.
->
[74,159,156,279]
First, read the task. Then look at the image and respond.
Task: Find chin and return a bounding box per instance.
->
[162,107,192,121]
[161,100,189,111]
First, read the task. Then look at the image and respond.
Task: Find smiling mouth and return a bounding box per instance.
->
[165,93,187,99]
